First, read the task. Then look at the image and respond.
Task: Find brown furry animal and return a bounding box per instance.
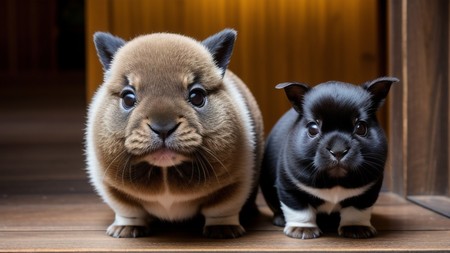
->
[85,29,264,239]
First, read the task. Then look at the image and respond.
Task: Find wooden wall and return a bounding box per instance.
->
[86,0,384,135]
[388,0,449,198]
[0,0,58,74]
[0,0,85,80]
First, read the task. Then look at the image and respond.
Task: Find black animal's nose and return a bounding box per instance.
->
[149,121,180,140]
[327,147,349,160]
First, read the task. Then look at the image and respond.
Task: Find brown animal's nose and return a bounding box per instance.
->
[149,121,180,140]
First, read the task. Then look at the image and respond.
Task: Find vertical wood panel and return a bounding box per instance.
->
[86,0,383,139]
[0,0,60,75]
[30,0,86,71]
[85,0,110,100]
[406,0,448,195]
[388,0,449,197]
[387,0,405,196]
[448,2,450,197]
[4,0,18,74]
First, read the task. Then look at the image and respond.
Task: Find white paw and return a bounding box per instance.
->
[284,226,322,239]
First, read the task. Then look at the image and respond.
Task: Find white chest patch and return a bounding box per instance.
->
[296,182,375,204]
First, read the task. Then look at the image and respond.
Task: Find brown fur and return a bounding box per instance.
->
[86,31,263,239]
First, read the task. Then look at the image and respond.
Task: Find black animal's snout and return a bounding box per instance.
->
[327,147,349,161]
[325,134,351,161]
[149,120,180,140]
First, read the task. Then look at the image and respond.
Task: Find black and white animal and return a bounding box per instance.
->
[85,29,264,239]
[260,77,398,239]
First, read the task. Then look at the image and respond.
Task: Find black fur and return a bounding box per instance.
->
[201,29,236,77]
[93,32,126,71]
[260,77,398,238]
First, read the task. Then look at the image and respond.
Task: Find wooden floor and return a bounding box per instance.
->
[1,74,449,252]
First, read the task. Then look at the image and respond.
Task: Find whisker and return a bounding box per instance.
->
[125,156,134,188]
[121,155,128,187]
[174,165,184,179]
[197,151,220,185]
[189,156,196,184]
[202,152,221,184]
[194,152,206,184]
[200,146,230,178]
[200,149,225,185]
[102,149,127,183]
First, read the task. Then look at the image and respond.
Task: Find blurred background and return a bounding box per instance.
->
[0,0,448,215]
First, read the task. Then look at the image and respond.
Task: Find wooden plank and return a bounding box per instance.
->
[0,194,110,232]
[388,0,450,198]
[387,0,406,197]
[404,0,449,195]
[0,230,449,252]
[1,193,450,233]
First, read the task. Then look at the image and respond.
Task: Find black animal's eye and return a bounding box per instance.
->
[354,121,368,136]
[120,88,136,110]
[307,122,320,137]
[188,87,207,107]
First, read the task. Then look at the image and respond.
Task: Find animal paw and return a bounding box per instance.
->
[284,226,322,239]
[203,225,246,239]
[338,225,377,239]
[107,225,151,238]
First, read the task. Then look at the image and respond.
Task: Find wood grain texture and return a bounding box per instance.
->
[405,0,449,196]
[387,0,406,196]
[0,0,58,74]
[388,0,449,197]
[1,230,450,252]
[1,193,450,252]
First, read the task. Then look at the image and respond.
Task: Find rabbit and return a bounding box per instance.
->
[85,29,264,239]
[260,77,398,239]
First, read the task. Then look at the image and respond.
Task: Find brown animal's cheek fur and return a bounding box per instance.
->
[102,95,130,134]
[199,92,242,162]
[92,92,136,181]
[94,96,127,157]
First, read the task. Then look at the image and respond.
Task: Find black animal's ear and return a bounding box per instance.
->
[93,32,126,71]
[276,82,310,114]
[363,77,399,111]
[202,29,237,77]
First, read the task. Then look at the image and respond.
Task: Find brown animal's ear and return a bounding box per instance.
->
[363,76,399,111]
[202,29,237,77]
[94,32,126,71]
[276,82,310,114]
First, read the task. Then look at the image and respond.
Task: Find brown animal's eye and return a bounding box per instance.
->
[354,121,368,136]
[189,87,207,108]
[120,89,136,110]
[307,122,320,137]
